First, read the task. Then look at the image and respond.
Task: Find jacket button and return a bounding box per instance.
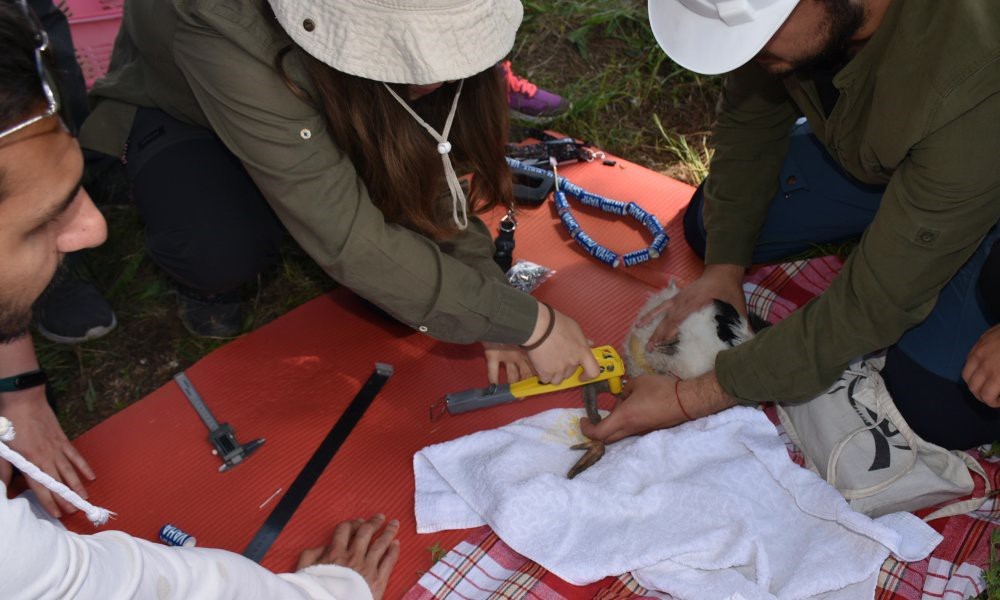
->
[916,228,938,244]
[299,128,312,140]
[418,325,428,332]
[303,19,315,32]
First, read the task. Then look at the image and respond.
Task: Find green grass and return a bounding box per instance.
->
[975,528,1000,599]
[426,542,448,565]
[653,114,714,184]
[513,0,720,182]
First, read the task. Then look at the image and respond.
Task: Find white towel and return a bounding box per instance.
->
[414,407,942,600]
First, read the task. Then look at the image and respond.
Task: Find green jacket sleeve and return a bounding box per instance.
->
[703,63,800,266]
[718,93,1000,403]
[169,21,536,345]
[438,216,509,285]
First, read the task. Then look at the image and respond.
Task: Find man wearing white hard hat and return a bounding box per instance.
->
[584,0,1000,451]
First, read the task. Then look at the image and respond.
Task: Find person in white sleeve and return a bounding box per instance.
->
[0,0,398,597]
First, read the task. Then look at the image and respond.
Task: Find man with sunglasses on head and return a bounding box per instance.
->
[24,0,118,346]
[0,2,397,597]
[0,0,118,521]
[0,0,99,522]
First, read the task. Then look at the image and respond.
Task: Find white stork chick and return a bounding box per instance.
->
[623,281,755,380]
[569,282,759,479]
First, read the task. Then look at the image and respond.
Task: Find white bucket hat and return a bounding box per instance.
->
[268,0,524,85]
[648,0,800,75]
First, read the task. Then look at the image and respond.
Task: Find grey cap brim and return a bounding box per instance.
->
[648,0,799,75]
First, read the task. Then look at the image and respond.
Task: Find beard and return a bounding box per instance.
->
[0,297,33,344]
[759,0,866,76]
[0,261,67,344]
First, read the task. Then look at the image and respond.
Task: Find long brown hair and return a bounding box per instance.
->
[267,19,513,240]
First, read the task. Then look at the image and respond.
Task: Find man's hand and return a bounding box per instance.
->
[642,265,747,351]
[482,343,534,385]
[963,324,1000,407]
[580,372,738,443]
[0,389,95,517]
[580,374,684,443]
[524,304,600,385]
[296,514,401,600]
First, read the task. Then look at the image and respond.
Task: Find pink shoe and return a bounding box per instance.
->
[501,61,571,123]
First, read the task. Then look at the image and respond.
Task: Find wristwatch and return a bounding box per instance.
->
[0,369,47,393]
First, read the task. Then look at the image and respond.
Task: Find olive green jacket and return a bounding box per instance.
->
[709,0,1000,404]
[79,0,537,345]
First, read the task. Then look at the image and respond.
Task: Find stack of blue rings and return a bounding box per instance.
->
[159,523,197,547]
[506,157,668,268]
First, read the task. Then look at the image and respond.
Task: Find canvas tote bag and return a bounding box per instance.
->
[776,357,991,520]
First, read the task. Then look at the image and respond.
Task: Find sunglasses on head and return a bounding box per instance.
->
[0,0,63,141]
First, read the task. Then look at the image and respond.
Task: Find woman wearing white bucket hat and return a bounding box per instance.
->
[79,0,600,386]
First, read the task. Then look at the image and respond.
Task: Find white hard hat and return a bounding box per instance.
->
[648,0,800,75]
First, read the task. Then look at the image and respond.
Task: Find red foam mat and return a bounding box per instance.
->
[61,156,699,597]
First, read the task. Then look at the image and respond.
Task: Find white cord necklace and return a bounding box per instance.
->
[383,81,469,229]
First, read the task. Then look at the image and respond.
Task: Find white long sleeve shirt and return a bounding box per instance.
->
[0,484,373,599]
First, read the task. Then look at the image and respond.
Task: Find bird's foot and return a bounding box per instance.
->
[567,439,605,479]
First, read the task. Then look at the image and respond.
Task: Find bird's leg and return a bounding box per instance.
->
[567,380,609,479]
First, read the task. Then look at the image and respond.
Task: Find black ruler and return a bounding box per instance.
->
[242,362,394,563]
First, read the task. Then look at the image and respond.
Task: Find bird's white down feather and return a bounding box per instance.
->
[623,281,754,380]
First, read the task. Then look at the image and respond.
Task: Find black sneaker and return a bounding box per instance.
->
[177,289,244,339]
[34,270,117,344]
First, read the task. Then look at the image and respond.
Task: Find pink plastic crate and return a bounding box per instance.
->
[64,0,124,22]
[64,0,125,89]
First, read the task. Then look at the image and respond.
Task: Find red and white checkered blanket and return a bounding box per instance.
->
[405,256,1000,599]
[743,254,846,325]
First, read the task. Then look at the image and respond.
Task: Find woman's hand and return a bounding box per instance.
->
[482,343,533,385]
[963,324,1000,407]
[642,265,747,351]
[296,514,401,600]
[522,304,600,385]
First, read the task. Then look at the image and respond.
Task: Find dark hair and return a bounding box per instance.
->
[0,1,46,133]
[304,65,512,240]
[264,10,513,240]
